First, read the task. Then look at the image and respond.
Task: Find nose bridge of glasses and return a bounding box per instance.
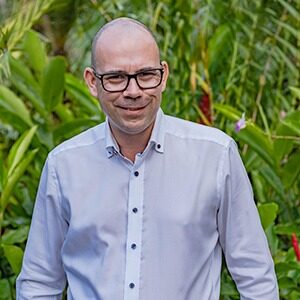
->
[126,73,142,91]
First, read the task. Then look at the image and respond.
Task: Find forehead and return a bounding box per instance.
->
[94,23,160,71]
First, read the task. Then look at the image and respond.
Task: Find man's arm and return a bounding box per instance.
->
[16,154,68,299]
[217,140,279,300]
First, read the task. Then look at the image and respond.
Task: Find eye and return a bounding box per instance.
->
[140,71,156,76]
[104,74,126,82]
[138,71,158,80]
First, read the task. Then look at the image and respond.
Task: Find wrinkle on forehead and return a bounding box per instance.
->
[91,18,160,67]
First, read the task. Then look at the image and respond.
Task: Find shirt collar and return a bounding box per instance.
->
[148,108,165,153]
[105,119,120,158]
[105,108,165,158]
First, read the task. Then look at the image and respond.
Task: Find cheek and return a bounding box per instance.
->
[99,99,113,113]
[145,88,162,100]
[96,85,106,100]
[98,92,119,113]
[149,91,163,104]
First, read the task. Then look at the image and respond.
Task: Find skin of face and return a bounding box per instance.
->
[84,22,169,144]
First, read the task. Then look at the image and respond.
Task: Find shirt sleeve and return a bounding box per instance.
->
[217,140,279,300]
[16,154,68,299]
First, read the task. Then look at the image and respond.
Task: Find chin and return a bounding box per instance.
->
[120,121,153,135]
[110,116,155,137]
[123,126,149,135]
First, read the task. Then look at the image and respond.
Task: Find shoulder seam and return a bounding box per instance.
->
[50,135,105,157]
[164,115,232,147]
[164,129,232,148]
[50,125,106,156]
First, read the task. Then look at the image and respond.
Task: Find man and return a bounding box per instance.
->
[17,17,279,299]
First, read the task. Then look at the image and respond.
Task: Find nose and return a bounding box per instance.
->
[123,77,142,98]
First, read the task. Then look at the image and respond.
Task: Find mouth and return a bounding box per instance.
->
[118,104,147,111]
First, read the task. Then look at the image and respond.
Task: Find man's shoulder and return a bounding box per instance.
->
[50,122,106,157]
[164,114,233,148]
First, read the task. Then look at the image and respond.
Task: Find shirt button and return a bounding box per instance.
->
[131,243,137,249]
[129,283,135,289]
[134,171,139,177]
[132,207,138,213]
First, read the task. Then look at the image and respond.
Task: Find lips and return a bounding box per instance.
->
[124,107,142,111]
[118,104,147,111]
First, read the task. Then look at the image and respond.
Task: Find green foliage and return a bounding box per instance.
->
[2,245,23,274]
[41,57,66,111]
[0,0,299,299]
[23,30,48,74]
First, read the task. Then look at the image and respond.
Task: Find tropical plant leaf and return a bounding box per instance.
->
[259,165,285,199]
[7,126,38,177]
[0,85,33,126]
[0,151,3,192]
[2,225,30,245]
[278,277,297,289]
[214,103,240,121]
[65,73,101,115]
[265,226,279,255]
[0,51,10,83]
[1,149,38,211]
[258,202,279,230]
[280,120,300,136]
[36,125,54,150]
[251,169,268,203]
[9,55,47,118]
[214,103,275,167]
[2,244,23,274]
[41,56,66,111]
[54,103,74,122]
[289,86,300,99]
[274,111,300,162]
[281,151,300,188]
[235,124,275,167]
[23,30,48,74]
[9,54,41,94]
[208,24,232,75]
[275,224,300,236]
[0,107,30,133]
[0,279,11,300]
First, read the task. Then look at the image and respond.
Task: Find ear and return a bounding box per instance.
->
[84,67,99,97]
[160,61,169,92]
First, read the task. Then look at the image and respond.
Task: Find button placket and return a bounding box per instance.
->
[124,163,145,300]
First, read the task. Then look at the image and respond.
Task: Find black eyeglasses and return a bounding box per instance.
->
[92,67,164,92]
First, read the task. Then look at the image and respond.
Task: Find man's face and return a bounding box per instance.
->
[85,25,168,139]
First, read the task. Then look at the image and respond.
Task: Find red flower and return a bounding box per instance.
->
[198,93,212,125]
[291,233,300,261]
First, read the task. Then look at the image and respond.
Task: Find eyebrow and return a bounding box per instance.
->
[102,66,162,74]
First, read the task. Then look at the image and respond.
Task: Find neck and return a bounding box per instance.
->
[110,124,154,162]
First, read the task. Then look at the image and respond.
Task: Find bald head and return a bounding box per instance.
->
[91,17,160,67]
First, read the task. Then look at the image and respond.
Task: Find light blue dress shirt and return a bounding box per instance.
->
[17,109,279,299]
